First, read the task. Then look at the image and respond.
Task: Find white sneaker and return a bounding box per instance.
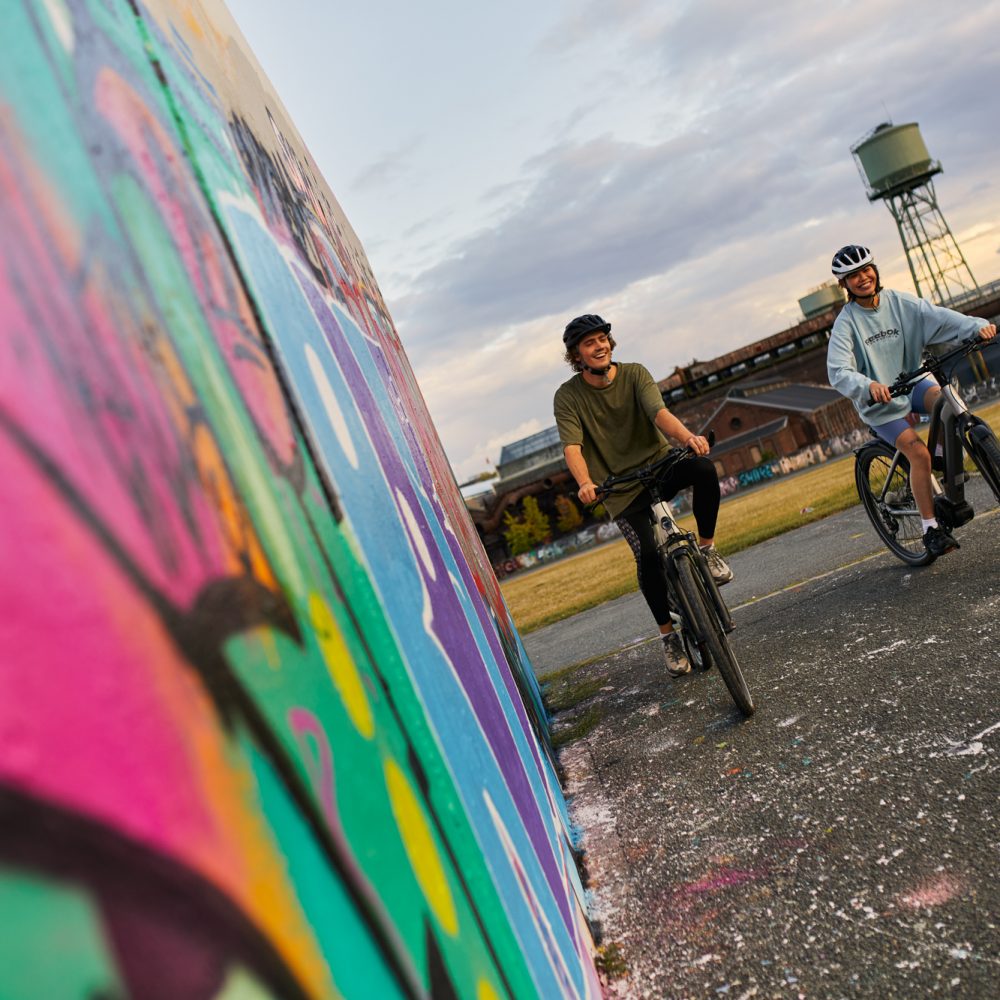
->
[662,632,691,677]
[700,544,733,585]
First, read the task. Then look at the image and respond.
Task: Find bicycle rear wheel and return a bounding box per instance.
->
[964,417,1000,502]
[672,550,754,716]
[855,441,932,566]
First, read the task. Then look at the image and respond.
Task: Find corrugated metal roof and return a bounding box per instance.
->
[728,384,841,412]
[498,425,561,465]
[494,457,569,492]
[700,382,842,431]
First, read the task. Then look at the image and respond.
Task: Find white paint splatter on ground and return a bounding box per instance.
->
[930,719,1000,757]
[865,639,908,658]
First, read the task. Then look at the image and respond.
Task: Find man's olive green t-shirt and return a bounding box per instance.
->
[553,362,670,518]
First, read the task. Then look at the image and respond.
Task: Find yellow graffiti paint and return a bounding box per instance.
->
[476,978,502,1000]
[383,758,458,937]
[309,593,374,739]
[181,7,204,41]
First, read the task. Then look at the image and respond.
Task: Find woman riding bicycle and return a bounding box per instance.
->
[553,314,732,677]
[826,244,997,558]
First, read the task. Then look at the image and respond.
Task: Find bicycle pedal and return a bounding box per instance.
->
[934,495,975,529]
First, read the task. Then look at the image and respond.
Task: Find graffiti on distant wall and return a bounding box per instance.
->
[494,523,622,578]
[0,1,598,997]
[717,442,842,498]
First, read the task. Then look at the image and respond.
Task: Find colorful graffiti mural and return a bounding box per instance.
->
[0,1,599,997]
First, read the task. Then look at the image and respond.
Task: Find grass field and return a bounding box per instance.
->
[501,400,1000,633]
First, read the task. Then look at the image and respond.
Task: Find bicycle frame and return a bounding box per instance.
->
[596,446,753,715]
[648,494,734,634]
[924,382,975,525]
[869,337,993,530]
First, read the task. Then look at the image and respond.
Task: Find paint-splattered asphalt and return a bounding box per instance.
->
[530,476,1000,998]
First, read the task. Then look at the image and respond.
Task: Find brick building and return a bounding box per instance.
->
[469,282,1000,562]
[697,380,864,476]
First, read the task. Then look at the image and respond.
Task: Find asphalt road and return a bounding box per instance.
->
[530,477,1000,999]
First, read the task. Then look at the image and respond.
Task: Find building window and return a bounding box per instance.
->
[729,416,743,431]
[750,445,762,464]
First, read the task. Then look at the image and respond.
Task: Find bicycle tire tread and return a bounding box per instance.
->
[672,551,754,716]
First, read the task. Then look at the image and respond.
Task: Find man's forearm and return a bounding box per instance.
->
[654,407,695,445]
[564,446,592,486]
[565,445,598,504]
[654,408,711,456]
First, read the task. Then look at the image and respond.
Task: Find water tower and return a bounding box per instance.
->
[851,121,977,304]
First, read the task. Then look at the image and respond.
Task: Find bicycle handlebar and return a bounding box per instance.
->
[594,430,716,500]
[886,336,989,398]
[595,448,687,499]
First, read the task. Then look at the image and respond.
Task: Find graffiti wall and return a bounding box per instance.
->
[0,1,599,997]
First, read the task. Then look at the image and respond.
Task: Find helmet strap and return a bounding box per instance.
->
[582,361,615,385]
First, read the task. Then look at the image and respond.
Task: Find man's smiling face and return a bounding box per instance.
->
[576,331,612,369]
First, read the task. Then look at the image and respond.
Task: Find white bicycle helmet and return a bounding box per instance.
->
[831,244,874,276]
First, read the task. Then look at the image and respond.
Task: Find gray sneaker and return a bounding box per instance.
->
[662,632,691,677]
[700,544,733,585]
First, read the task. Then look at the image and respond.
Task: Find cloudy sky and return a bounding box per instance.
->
[226,0,1000,483]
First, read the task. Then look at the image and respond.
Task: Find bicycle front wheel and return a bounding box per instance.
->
[964,417,1000,502]
[855,442,932,566]
[673,550,754,716]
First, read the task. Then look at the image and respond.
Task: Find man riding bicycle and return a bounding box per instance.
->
[553,314,732,677]
[826,244,997,558]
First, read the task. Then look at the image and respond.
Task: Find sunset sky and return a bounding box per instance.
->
[227,0,1000,482]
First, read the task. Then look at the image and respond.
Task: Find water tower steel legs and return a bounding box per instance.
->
[883,180,978,305]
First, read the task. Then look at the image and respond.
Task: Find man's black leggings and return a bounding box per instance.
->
[614,455,721,627]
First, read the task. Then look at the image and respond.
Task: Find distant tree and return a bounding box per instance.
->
[555,494,583,533]
[502,508,533,556]
[521,495,552,547]
[502,496,552,555]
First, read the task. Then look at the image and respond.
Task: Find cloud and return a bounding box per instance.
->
[372,0,1000,478]
[391,129,837,358]
[391,2,998,344]
[350,135,424,192]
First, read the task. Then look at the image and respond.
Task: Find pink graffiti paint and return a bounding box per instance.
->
[0,434,230,870]
[898,873,964,909]
[287,708,338,829]
[679,867,767,897]
[94,66,297,474]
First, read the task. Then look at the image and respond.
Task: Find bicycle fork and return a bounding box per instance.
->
[652,502,735,635]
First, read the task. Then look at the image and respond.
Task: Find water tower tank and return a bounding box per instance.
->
[851,122,940,200]
[798,281,846,319]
